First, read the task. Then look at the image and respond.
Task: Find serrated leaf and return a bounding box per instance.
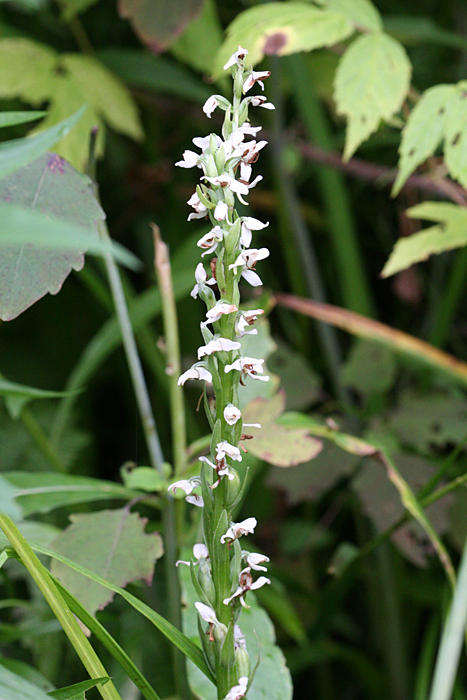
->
[214,2,353,76]
[324,0,382,32]
[0,472,139,516]
[381,202,467,277]
[120,465,167,492]
[50,509,163,615]
[0,38,57,104]
[0,153,104,320]
[444,81,467,188]
[0,111,46,128]
[335,32,411,159]
[242,391,322,467]
[392,85,455,195]
[119,0,204,53]
[178,561,293,700]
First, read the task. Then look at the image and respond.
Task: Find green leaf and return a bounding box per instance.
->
[0,107,85,178]
[0,38,56,103]
[444,81,467,188]
[323,0,382,32]
[60,0,99,21]
[334,32,411,159]
[0,521,60,550]
[384,15,467,51]
[0,665,52,700]
[392,85,455,195]
[0,110,46,128]
[0,376,80,419]
[381,202,467,277]
[214,2,353,76]
[0,659,54,693]
[267,340,321,411]
[0,472,140,516]
[50,509,163,615]
[98,48,211,102]
[171,0,223,76]
[242,392,322,467]
[179,562,293,700]
[120,465,167,492]
[0,152,105,320]
[119,0,204,53]
[48,677,109,699]
[340,339,397,395]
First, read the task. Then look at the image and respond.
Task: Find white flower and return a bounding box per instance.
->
[216,440,242,462]
[202,301,238,327]
[240,218,268,248]
[199,455,236,486]
[198,337,241,359]
[175,149,199,168]
[224,403,241,425]
[239,162,252,186]
[225,356,269,382]
[229,247,270,286]
[243,551,270,571]
[220,517,257,544]
[203,95,220,118]
[224,677,248,700]
[168,477,200,496]
[224,46,248,71]
[235,308,264,337]
[195,602,219,625]
[204,174,250,203]
[191,262,216,299]
[241,140,268,164]
[248,95,275,110]
[234,625,246,650]
[214,200,229,222]
[193,134,222,152]
[176,543,209,567]
[178,362,212,385]
[223,567,271,607]
[197,226,224,256]
[186,493,204,507]
[243,70,271,93]
[187,192,207,220]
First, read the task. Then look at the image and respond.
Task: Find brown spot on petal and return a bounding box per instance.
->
[264,32,288,55]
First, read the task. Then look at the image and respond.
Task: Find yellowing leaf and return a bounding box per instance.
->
[214,3,353,76]
[334,32,411,160]
[50,509,163,615]
[0,39,57,104]
[393,85,455,195]
[324,0,382,32]
[381,202,467,277]
[444,81,467,188]
[243,391,322,467]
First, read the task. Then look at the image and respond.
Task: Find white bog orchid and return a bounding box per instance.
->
[176,542,209,567]
[242,551,270,571]
[202,302,238,327]
[224,403,241,425]
[240,217,268,248]
[224,356,269,382]
[223,567,271,607]
[235,308,264,336]
[198,337,241,359]
[168,477,204,507]
[178,362,212,385]
[203,95,220,118]
[175,149,200,169]
[234,625,247,650]
[224,677,248,700]
[223,46,248,71]
[229,247,270,286]
[199,455,236,487]
[214,200,230,222]
[190,262,216,299]
[216,440,242,462]
[197,226,224,256]
[195,602,219,625]
[243,70,271,93]
[220,518,257,544]
[248,95,275,110]
[187,192,207,221]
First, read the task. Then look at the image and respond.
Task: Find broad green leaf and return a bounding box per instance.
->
[0,376,80,419]
[353,453,453,566]
[171,0,223,76]
[323,0,382,32]
[0,153,104,320]
[381,202,467,277]
[0,111,46,128]
[341,339,396,395]
[392,85,455,195]
[334,32,411,159]
[118,0,204,52]
[50,509,163,615]
[242,392,322,466]
[0,517,122,700]
[178,561,293,700]
[0,521,60,549]
[214,2,353,76]
[0,665,52,700]
[62,54,143,141]
[267,341,321,411]
[0,478,22,519]
[48,677,109,699]
[444,81,467,188]
[120,464,167,492]
[98,48,211,102]
[277,412,377,457]
[0,38,56,103]
[0,660,54,693]
[0,472,139,516]
[0,107,85,178]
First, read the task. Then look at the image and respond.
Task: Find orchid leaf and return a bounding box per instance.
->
[0,376,80,419]
[50,509,163,615]
[0,111,46,128]
[0,665,52,700]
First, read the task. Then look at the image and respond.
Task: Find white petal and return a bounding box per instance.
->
[224,403,241,425]
[214,201,228,221]
[195,602,218,624]
[250,576,271,590]
[186,493,204,507]
[193,543,209,560]
[203,95,219,118]
[242,269,263,286]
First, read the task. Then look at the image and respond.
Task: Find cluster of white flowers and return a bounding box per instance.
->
[169,46,273,700]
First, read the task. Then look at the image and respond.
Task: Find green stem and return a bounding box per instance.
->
[429,248,467,348]
[21,406,67,473]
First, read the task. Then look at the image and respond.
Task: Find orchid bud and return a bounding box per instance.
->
[205,154,218,178]
[198,559,216,604]
[235,645,250,680]
[224,469,241,509]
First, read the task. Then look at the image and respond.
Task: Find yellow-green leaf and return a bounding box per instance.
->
[381,202,467,277]
[334,32,411,160]
[214,2,353,76]
[444,81,467,188]
[0,38,57,104]
[323,0,382,32]
[392,84,455,195]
